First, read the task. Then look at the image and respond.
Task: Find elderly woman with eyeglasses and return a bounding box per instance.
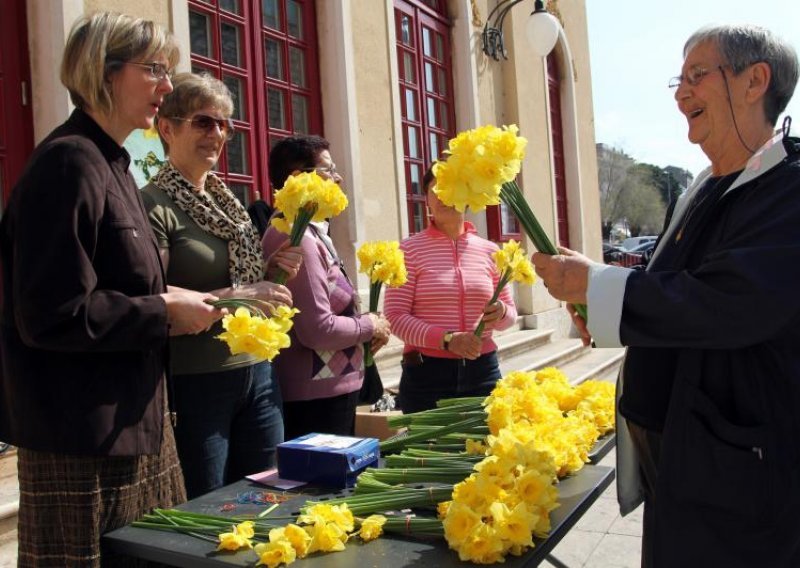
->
[262,135,392,441]
[141,73,302,499]
[532,25,800,567]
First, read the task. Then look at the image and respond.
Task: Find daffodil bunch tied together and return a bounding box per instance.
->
[433,124,587,321]
[213,300,299,361]
[270,171,349,284]
[475,240,536,337]
[356,240,407,366]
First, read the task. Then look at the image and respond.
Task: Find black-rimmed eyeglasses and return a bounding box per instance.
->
[167,115,236,140]
[668,65,726,89]
[121,61,173,81]
[301,165,338,178]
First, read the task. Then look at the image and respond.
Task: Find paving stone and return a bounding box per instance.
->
[542,528,604,567]
[584,533,642,568]
[574,494,619,533]
[608,505,643,537]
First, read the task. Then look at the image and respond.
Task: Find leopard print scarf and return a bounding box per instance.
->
[151,162,264,284]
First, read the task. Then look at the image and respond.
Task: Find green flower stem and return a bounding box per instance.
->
[474,270,511,337]
[304,486,454,516]
[384,455,482,468]
[380,415,486,453]
[382,516,444,537]
[364,281,383,368]
[273,204,317,284]
[500,181,588,321]
[362,466,474,485]
[208,298,274,318]
[387,401,483,427]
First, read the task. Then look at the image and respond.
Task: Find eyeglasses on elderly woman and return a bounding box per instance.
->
[167,114,236,140]
[668,65,728,89]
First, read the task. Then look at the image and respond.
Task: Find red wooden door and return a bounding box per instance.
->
[547,53,569,248]
[0,0,34,214]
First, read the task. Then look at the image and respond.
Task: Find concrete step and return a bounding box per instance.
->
[502,337,589,376]
[378,327,556,390]
[557,346,625,385]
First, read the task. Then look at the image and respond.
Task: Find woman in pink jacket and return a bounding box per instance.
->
[384,165,517,413]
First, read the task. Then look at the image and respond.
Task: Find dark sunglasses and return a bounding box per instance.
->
[167,115,235,140]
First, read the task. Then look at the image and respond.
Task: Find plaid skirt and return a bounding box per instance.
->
[16,416,186,568]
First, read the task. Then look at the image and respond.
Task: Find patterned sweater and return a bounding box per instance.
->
[262,224,374,402]
[384,221,517,359]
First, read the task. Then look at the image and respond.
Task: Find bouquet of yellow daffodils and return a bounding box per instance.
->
[356,240,407,366]
[214,300,299,361]
[270,171,349,284]
[433,124,587,321]
[475,240,535,337]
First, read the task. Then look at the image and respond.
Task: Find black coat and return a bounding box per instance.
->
[622,135,800,566]
[0,110,169,456]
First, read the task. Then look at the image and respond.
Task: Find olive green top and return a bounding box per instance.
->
[141,183,259,375]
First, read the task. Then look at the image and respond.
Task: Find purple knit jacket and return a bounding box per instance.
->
[262,226,375,402]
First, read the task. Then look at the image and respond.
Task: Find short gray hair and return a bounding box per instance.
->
[685,24,798,126]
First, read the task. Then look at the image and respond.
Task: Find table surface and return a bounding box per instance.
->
[104,464,614,567]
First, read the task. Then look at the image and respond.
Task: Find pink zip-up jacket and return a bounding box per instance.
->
[384,221,517,359]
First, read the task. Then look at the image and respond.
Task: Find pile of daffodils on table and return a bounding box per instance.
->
[136,367,615,566]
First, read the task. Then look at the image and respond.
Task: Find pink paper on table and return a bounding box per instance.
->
[246,468,306,490]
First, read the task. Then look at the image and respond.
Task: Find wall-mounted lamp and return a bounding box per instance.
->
[482,0,561,61]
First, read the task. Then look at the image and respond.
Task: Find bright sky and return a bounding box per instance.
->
[586,0,800,178]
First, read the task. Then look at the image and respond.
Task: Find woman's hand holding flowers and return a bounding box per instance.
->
[447,332,482,360]
[227,281,293,309]
[266,242,304,282]
[162,289,225,336]
[480,300,506,326]
[367,313,391,354]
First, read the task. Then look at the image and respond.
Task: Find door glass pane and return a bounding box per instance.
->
[500,202,520,235]
[435,34,445,61]
[411,201,425,233]
[400,16,412,46]
[291,94,309,133]
[429,132,439,162]
[226,133,248,174]
[422,28,432,57]
[405,89,416,121]
[424,62,434,92]
[289,47,306,87]
[222,75,245,121]
[264,38,284,80]
[426,97,436,127]
[219,0,240,15]
[267,88,286,130]
[189,11,212,58]
[407,126,419,159]
[437,68,447,95]
[439,101,449,131]
[262,0,280,30]
[287,0,304,39]
[220,23,242,67]
[409,164,422,195]
[402,51,416,83]
[229,182,251,206]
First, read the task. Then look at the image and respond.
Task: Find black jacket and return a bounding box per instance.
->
[622,135,800,566]
[0,109,169,456]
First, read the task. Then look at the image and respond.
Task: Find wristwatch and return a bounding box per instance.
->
[443,331,455,350]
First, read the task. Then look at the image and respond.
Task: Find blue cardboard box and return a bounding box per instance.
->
[277,433,380,488]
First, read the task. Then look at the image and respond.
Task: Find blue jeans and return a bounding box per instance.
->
[398,351,501,414]
[172,361,283,498]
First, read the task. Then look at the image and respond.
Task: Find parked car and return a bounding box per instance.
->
[620,235,657,251]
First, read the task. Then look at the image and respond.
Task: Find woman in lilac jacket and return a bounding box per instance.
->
[262,136,391,440]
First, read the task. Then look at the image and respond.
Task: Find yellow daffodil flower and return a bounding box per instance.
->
[254,539,297,568]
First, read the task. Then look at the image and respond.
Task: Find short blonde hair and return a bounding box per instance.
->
[156,73,234,154]
[60,12,179,116]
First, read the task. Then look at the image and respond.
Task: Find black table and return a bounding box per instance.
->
[104,464,614,567]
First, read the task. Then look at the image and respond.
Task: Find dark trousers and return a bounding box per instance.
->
[398,351,501,414]
[172,361,283,499]
[282,390,361,441]
[627,420,662,568]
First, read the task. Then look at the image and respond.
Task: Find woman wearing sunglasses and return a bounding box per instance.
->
[142,73,302,498]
